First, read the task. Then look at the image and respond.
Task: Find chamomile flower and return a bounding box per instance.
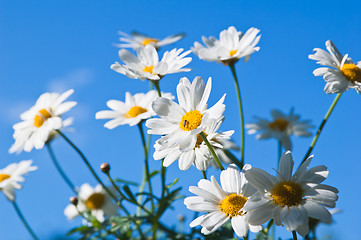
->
[146,76,226,152]
[184,164,262,237]
[246,109,313,150]
[115,31,185,50]
[243,151,339,237]
[309,40,361,93]
[0,160,37,201]
[111,45,192,81]
[64,183,118,223]
[192,26,261,65]
[153,118,234,171]
[9,89,77,154]
[95,90,174,128]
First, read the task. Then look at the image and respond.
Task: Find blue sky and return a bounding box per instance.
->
[1,0,361,239]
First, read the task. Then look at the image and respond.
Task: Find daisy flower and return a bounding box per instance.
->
[309,40,361,93]
[145,76,226,152]
[246,109,313,150]
[0,160,38,201]
[192,26,261,65]
[115,31,185,50]
[184,164,262,237]
[64,183,118,223]
[9,89,77,154]
[243,151,339,237]
[111,45,192,81]
[153,118,234,171]
[95,90,174,128]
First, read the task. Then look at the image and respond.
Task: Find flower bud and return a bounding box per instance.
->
[100,163,111,173]
[70,196,78,206]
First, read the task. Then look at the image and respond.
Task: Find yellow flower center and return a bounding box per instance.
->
[125,106,148,118]
[142,38,159,46]
[229,50,238,56]
[34,108,52,128]
[271,181,303,207]
[142,65,154,74]
[0,174,11,182]
[219,193,248,218]
[341,63,361,83]
[180,110,203,131]
[85,193,105,210]
[268,118,289,131]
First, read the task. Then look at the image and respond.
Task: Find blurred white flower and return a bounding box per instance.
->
[115,31,185,50]
[309,40,361,94]
[192,26,261,65]
[9,89,77,154]
[96,90,174,128]
[0,160,37,201]
[111,45,191,81]
[146,76,226,153]
[246,109,313,150]
[153,118,234,171]
[244,151,339,237]
[64,183,118,223]
[184,164,262,237]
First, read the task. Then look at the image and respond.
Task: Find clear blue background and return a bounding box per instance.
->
[0,0,360,239]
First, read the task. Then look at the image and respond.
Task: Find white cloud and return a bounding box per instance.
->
[47,68,94,92]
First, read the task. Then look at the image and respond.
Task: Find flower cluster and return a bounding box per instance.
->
[4,26,347,240]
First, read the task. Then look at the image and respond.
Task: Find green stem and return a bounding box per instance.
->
[138,123,155,212]
[151,80,162,97]
[56,130,117,201]
[292,231,298,240]
[12,201,39,240]
[200,132,224,170]
[105,173,146,240]
[300,93,342,166]
[229,63,245,167]
[151,79,164,240]
[264,219,274,235]
[202,171,207,179]
[76,205,122,239]
[46,143,77,195]
[277,141,282,169]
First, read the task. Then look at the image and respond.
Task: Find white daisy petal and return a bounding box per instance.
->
[9,90,76,153]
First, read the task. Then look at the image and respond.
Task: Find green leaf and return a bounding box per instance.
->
[149,170,160,179]
[67,225,91,236]
[122,185,137,202]
[114,178,139,187]
[167,178,179,188]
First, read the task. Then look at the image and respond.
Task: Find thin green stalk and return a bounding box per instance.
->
[300,93,342,166]
[202,171,207,179]
[229,63,245,167]
[12,201,39,240]
[277,141,282,169]
[151,80,162,97]
[106,175,146,240]
[106,173,177,239]
[200,132,224,170]
[292,231,298,240]
[46,143,77,195]
[138,123,154,212]
[76,205,122,239]
[264,219,274,235]
[56,130,117,201]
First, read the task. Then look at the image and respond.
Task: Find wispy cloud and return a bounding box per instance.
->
[47,68,94,92]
